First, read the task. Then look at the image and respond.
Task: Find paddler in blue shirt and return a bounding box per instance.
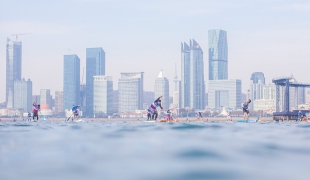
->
[72,105,80,121]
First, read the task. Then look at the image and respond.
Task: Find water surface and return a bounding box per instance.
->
[1,121,310,180]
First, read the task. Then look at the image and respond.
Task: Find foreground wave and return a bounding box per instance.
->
[0,121,310,180]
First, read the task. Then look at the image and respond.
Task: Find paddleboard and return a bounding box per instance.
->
[31,120,38,122]
[236,119,258,123]
[74,119,84,122]
[144,120,156,123]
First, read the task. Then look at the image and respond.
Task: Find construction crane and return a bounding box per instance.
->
[11,33,31,41]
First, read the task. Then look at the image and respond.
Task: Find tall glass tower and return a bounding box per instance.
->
[181,39,205,109]
[86,47,105,116]
[181,42,190,108]
[63,54,80,111]
[6,38,22,108]
[208,29,228,80]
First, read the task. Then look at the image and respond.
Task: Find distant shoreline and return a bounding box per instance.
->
[0,117,275,122]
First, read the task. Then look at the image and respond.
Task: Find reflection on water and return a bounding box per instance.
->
[1,121,310,180]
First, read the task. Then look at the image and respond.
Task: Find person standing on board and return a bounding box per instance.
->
[147,109,152,121]
[32,102,39,121]
[148,96,164,120]
[242,99,251,120]
[72,105,80,121]
[166,109,171,121]
[27,112,31,121]
[298,110,304,121]
[227,111,232,121]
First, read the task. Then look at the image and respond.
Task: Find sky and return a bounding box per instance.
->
[0,0,310,102]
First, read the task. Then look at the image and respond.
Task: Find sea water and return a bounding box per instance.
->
[1,121,310,180]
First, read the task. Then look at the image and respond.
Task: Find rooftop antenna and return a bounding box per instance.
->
[11,33,31,41]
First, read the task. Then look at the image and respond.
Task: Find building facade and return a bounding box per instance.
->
[118,72,144,113]
[154,70,169,110]
[93,76,113,115]
[86,47,105,116]
[208,79,242,109]
[180,39,205,109]
[13,78,32,112]
[208,29,228,80]
[63,54,80,111]
[55,90,63,114]
[6,38,22,108]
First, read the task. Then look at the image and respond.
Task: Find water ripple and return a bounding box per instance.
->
[171,123,205,130]
[177,149,222,159]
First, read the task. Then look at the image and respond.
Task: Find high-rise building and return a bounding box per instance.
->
[93,76,113,115]
[154,70,169,110]
[63,54,80,111]
[13,78,32,112]
[180,39,205,109]
[208,79,242,109]
[86,47,105,116]
[55,90,63,114]
[118,72,144,113]
[6,38,22,108]
[249,72,265,109]
[40,89,52,109]
[208,29,228,80]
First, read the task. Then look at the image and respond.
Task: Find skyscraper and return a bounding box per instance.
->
[118,72,144,113]
[154,70,169,110]
[249,72,265,109]
[93,76,113,115]
[208,29,228,80]
[181,42,190,108]
[63,54,80,111]
[6,38,22,108]
[181,39,205,109]
[13,78,32,112]
[86,47,105,116]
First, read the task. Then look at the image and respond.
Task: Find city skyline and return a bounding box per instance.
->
[1,0,310,102]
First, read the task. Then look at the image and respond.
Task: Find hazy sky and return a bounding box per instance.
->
[1,0,310,102]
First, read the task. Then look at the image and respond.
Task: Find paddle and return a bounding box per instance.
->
[66,113,73,121]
